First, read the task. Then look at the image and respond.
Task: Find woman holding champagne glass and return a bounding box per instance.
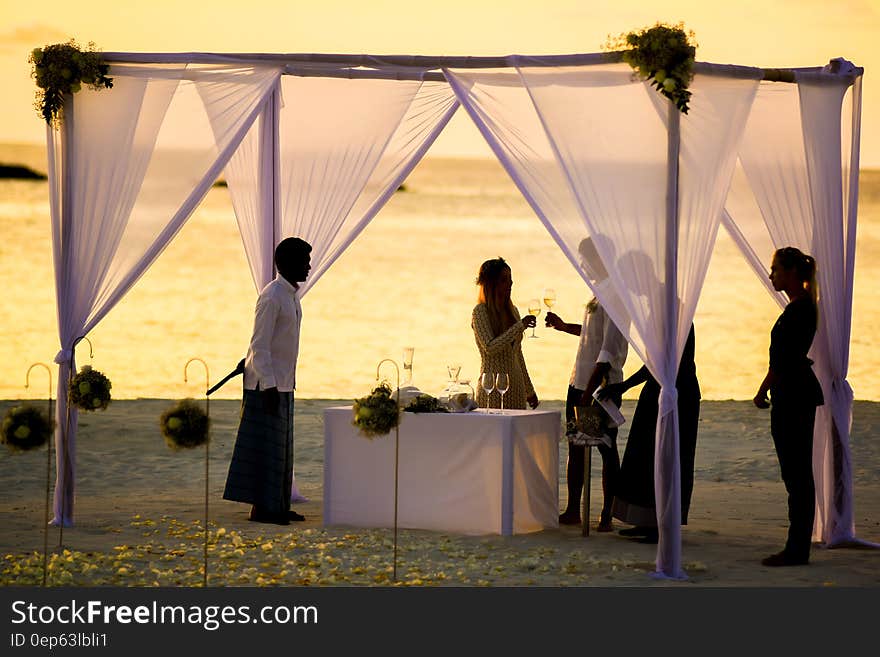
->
[472,257,539,410]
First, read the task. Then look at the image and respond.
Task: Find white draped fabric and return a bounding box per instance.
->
[446,61,761,577]
[47,63,280,524]
[223,75,459,294]
[221,73,458,501]
[722,65,866,546]
[44,52,865,574]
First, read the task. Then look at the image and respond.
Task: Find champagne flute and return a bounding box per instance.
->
[543,288,557,312]
[527,298,542,338]
[480,371,495,414]
[402,347,414,385]
[495,372,510,415]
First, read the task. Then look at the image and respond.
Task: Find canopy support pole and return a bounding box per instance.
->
[656,104,683,578]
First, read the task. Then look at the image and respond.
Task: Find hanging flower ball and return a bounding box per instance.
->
[160,399,210,450]
[1,405,54,452]
[352,383,400,438]
[68,365,112,412]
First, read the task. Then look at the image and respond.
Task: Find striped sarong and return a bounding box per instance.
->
[223,389,294,514]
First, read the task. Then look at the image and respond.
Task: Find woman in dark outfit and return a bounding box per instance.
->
[598,325,700,544]
[754,247,823,567]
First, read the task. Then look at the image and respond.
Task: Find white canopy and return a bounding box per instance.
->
[45,50,864,578]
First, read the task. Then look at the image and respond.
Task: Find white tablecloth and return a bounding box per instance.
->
[323,407,560,535]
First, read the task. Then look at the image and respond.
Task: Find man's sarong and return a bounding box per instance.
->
[223,389,294,514]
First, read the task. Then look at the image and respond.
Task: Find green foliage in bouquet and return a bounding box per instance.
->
[605,22,697,114]
[1,405,54,452]
[569,405,608,438]
[160,399,210,450]
[352,383,400,438]
[68,365,112,412]
[29,39,113,126]
[404,394,448,414]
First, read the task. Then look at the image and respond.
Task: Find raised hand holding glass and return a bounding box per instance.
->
[527,298,542,338]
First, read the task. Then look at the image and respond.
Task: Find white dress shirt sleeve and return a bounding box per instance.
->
[248,292,280,390]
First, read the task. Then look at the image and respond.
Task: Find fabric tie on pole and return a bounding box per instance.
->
[53,349,72,364]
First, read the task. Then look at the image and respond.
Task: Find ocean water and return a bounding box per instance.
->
[1,142,879,401]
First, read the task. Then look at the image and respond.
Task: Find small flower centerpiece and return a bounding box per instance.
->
[1,405,54,451]
[352,383,400,438]
[29,39,113,126]
[68,365,112,412]
[160,399,210,450]
[606,22,697,114]
[404,394,448,414]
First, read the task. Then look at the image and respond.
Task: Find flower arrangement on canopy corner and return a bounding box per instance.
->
[1,405,54,452]
[29,39,113,127]
[160,399,210,450]
[605,22,697,114]
[68,365,112,411]
[352,383,401,438]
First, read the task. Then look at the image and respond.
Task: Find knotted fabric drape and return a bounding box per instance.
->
[723,64,867,546]
[47,63,280,524]
[446,60,761,577]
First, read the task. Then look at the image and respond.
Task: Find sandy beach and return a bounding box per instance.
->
[1,398,878,587]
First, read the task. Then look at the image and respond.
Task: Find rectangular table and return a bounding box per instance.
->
[323,407,560,535]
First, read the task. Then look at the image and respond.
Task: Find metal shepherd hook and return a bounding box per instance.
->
[375,358,401,583]
[26,362,53,587]
[184,357,211,588]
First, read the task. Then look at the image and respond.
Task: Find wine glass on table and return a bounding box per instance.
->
[480,371,495,414]
[527,298,542,338]
[495,373,510,415]
[543,288,557,314]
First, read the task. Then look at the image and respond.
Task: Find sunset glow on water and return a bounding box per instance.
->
[2,144,879,401]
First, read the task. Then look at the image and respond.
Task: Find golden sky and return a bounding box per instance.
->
[1,0,878,164]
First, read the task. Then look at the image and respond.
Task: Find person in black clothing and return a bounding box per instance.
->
[754,246,824,567]
[597,325,701,544]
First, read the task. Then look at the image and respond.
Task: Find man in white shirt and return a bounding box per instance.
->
[223,237,312,526]
[545,237,628,532]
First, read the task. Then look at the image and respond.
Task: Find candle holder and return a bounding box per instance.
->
[184,357,211,588]
[376,358,401,582]
[25,363,53,586]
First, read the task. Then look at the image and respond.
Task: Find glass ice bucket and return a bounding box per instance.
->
[443,379,477,413]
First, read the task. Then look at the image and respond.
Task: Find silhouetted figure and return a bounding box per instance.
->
[547,237,628,532]
[754,246,823,567]
[223,237,312,525]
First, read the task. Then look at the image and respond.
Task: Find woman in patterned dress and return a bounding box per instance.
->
[471,257,539,410]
